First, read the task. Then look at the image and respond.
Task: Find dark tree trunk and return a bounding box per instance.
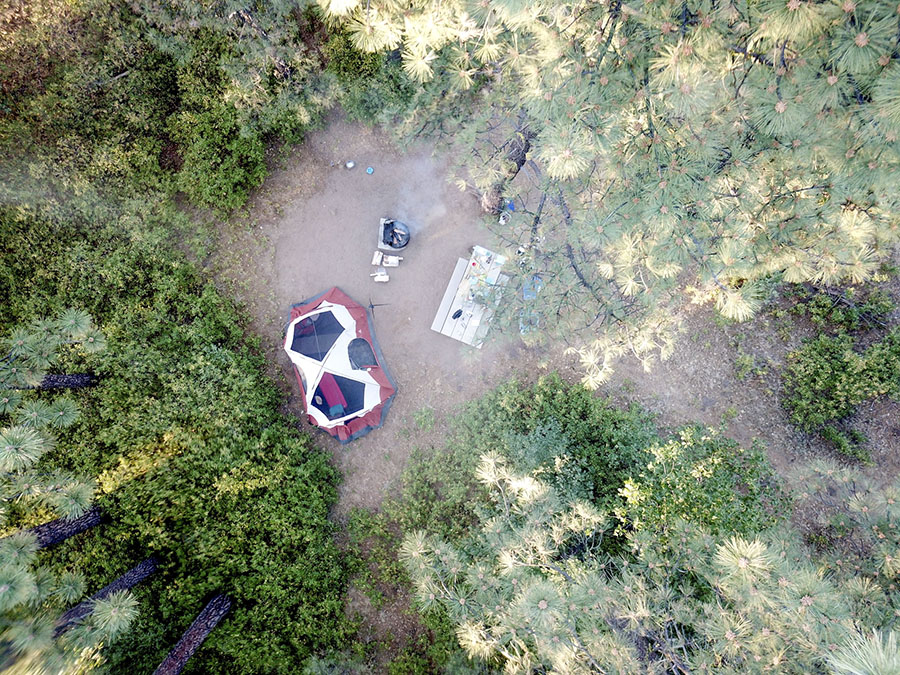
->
[153,594,232,675]
[481,125,535,214]
[8,505,106,549]
[55,557,159,637]
[37,373,97,389]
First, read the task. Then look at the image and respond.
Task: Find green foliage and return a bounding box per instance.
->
[0,207,350,673]
[304,649,373,675]
[734,351,756,381]
[782,330,900,459]
[821,425,871,463]
[167,104,267,210]
[387,375,655,541]
[337,58,418,125]
[789,286,895,332]
[335,508,493,673]
[0,0,333,218]
[325,30,384,83]
[344,508,408,609]
[618,426,788,536]
[401,458,864,674]
[784,334,871,428]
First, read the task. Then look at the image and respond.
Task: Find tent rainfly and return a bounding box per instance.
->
[283,288,396,443]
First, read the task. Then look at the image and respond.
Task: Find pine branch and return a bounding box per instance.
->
[564,244,608,314]
[530,192,546,250]
[563,619,608,674]
[16,373,98,390]
[55,557,159,636]
[153,594,232,675]
[730,45,774,67]
[592,0,622,73]
[229,8,291,79]
[88,70,131,89]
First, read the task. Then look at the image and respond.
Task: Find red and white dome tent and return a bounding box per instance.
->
[283,288,397,443]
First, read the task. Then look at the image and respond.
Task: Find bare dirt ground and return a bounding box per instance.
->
[208,111,900,666]
[209,111,560,516]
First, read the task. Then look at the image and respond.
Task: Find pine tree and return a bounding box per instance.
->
[3,505,106,550]
[54,557,157,637]
[138,0,335,140]
[401,452,892,673]
[322,0,900,384]
[0,311,134,674]
[0,533,139,674]
[153,594,232,675]
[1,311,104,524]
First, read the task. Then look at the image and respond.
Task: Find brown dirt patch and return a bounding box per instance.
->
[209,111,564,519]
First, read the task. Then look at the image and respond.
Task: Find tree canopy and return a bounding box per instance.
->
[402,451,900,673]
[322,0,900,383]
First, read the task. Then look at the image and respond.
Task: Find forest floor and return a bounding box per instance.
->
[208,110,900,667]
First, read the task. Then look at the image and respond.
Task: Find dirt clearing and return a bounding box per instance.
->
[211,112,898,515]
[210,112,552,514]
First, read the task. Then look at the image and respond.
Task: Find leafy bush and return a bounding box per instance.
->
[782,330,900,460]
[167,105,267,210]
[387,374,656,542]
[618,426,788,535]
[324,31,384,83]
[789,285,895,332]
[337,58,417,125]
[1,5,330,218]
[0,209,350,673]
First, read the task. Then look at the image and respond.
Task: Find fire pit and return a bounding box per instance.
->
[378,218,411,251]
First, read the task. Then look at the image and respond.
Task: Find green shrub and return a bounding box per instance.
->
[324,31,384,83]
[338,59,417,124]
[783,334,871,429]
[782,330,900,460]
[1,209,350,673]
[385,609,492,675]
[783,331,900,429]
[412,406,435,432]
[788,285,895,332]
[387,374,656,542]
[167,105,267,210]
[618,426,788,535]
